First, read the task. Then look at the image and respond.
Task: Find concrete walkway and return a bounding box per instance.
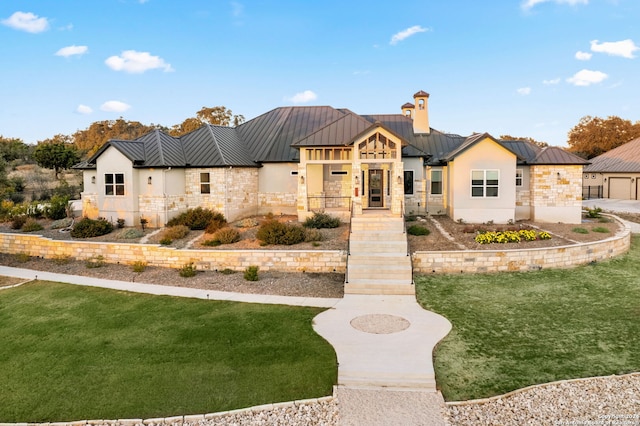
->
[583,198,640,233]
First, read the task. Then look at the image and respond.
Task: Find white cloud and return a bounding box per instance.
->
[100,101,131,113]
[566,69,608,86]
[1,11,49,33]
[55,45,88,58]
[287,90,317,104]
[390,25,429,45]
[517,87,532,95]
[76,105,93,115]
[105,50,174,73]
[543,78,561,85]
[575,51,592,60]
[522,0,588,10]
[590,39,639,59]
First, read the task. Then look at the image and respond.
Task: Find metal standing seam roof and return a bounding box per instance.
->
[80,104,586,169]
[583,136,640,172]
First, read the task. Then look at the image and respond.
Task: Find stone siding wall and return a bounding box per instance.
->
[413,221,630,274]
[531,165,582,208]
[258,192,298,215]
[0,233,345,273]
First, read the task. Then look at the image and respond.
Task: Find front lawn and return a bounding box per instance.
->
[416,235,640,401]
[0,282,336,422]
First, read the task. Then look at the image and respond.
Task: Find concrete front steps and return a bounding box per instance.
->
[345,213,414,295]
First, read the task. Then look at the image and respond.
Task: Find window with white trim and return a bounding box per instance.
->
[431,169,442,195]
[471,170,499,197]
[516,169,523,187]
[105,173,124,196]
[200,173,210,194]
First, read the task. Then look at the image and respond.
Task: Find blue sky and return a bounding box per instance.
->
[1,0,638,147]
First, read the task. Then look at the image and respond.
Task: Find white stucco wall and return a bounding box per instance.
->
[95,147,136,225]
[449,138,517,224]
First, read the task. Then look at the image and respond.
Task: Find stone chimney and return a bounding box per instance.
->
[412,90,430,134]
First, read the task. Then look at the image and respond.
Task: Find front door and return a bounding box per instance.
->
[368,169,383,207]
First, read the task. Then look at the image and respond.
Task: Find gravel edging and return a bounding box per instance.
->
[446,373,640,425]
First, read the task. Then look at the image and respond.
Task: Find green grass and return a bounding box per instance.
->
[0,281,336,422]
[416,235,640,402]
[572,227,589,234]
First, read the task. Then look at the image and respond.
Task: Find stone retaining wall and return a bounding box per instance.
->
[0,219,630,275]
[412,220,631,274]
[0,234,346,273]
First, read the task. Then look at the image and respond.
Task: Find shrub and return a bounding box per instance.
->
[201,238,221,247]
[244,265,259,281]
[256,220,306,245]
[219,268,236,275]
[22,218,44,232]
[117,228,145,239]
[168,207,226,231]
[71,218,114,238]
[159,237,173,245]
[585,206,603,218]
[407,224,430,236]
[14,252,30,263]
[593,227,610,233]
[131,261,147,273]
[211,227,241,245]
[304,228,323,242]
[85,255,105,269]
[179,262,197,278]
[161,225,190,241]
[116,218,126,228]
[572,227,589,234]
[303,212,341,229]
[11,215,27,230]
[44,195,70,220]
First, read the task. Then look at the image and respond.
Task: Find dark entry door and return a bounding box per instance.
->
[369,169,383,207]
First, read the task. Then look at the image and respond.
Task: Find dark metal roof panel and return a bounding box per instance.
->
[237,106,346,162]
[532,146,590,165]
[134,130,185,167]
[498,140,542,163]
[292,112,373,147]
[109,140,147,163]
[207,125,256,166]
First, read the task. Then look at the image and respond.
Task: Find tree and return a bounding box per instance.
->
[0,136,30,162]
[73,118,161,158]
[500,135,548,148]
[170,106,245,136]
[33,135,80,179]
[567,115,640,159]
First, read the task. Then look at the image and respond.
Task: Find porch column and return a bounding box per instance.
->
[392,162,404,215]
[296,163,308,221]
[352,162,362,215]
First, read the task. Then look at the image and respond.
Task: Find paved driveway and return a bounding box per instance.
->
[583,198,640,214]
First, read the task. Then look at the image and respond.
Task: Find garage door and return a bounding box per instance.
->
[609,177,632,200]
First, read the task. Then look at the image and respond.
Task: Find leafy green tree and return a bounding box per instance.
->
[567,115,640,159]
[33,135,80,179]
[0,136,30,162]
[499,134,548,148]
[170,106,245,136]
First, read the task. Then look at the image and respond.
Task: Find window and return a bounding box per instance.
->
[471,170,499,197]
[290,170,298,176]
[330,170,348,175]
[404,170,414,195]
[431,170,442,195]
[200,172,210,194]
[516,169,523,187]
[105,173,124,196]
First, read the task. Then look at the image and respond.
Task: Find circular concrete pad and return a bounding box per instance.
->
[350,314,410,334]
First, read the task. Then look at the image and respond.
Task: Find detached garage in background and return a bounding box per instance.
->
[583,136,640,200]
